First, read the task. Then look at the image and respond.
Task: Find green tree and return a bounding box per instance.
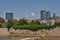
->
[6,20,13,31]
[0,24,3,28]
[17,18,27,25]
[55,22,60,26]
[0,17,5,23]
[33,20,40,25]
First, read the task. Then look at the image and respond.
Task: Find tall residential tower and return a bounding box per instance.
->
[4,11,13,21]
[40,10,51,20]
[53,13,56,20]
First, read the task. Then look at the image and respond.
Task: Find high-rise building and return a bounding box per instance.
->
[4,11,13,20]
[40,10,46,20]
[40,10,51,20]
[53,13,56,20]
[46,11,51,20]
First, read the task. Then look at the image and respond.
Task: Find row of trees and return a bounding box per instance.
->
[7,19,60,31]
[0,17,60,31]
[6,19,41,31]
[6,19,54,31]
[0,17,41,31]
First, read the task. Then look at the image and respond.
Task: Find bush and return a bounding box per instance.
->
[33,20,40,25]
[6,20,14,31]
[55,22,60,26]
[17,18,27,25]
[10,32,16,34]
[12,24,54,31]
[0,24,3,28]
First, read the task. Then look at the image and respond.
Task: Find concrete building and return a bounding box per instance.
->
[46,11,51,20]
[40,19,48,25]
[4,11,13,21]
[40,19,56,25]
[53,13,56,20]
[40,10,51,20]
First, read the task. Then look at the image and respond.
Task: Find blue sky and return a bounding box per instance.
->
[0,0,60,19]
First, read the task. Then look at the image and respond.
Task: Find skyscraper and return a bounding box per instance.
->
[4,11,13,20]
[53,13,56,20]
[41,10,46,20]
[46,11,51,20]
[40,10,51,20]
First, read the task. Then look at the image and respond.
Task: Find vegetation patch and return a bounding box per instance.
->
[12,24,55,31]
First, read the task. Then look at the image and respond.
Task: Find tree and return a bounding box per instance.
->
[6,20,13,31]
[12,19,17,24]
[0,17,5,23]
[33,20,40,25]
[17,18,27,25]
[55,22,60,26]
[0,24,2,28]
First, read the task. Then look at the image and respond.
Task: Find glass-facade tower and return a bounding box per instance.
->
[40,10,51,20]
[4,11,13,20]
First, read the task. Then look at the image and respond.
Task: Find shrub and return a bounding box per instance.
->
[17,18,27,25]
[6,20,14,31]
[0,24,3,28]
[55,22,60,26]
[10,32,16,34]
[12,24,54,31]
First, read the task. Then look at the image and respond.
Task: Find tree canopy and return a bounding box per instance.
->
[0,17,5,23]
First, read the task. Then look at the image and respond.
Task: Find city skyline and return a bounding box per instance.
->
[0,0,60,19]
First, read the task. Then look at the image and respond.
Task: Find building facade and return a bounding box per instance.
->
[53,13,56,20]
[4,11,13,20]
[40,10,51,20]
[46,11,51,20]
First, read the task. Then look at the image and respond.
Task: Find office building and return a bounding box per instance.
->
[40,10,51,20]
[53,13,56,20]
[46,11,51,20]
[4,11,13,20]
